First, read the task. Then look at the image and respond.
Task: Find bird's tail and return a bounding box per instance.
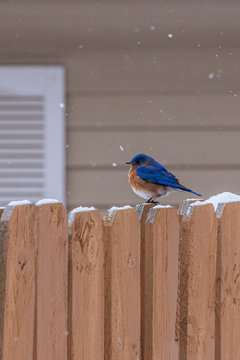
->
[176,184,201,197]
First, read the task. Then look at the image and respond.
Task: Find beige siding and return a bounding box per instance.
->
[1,2,240,212]
[65,49,240,93]
[65,49,240,211]
[67,131,240,166]
[1,2,240,53]
[67,94,240,127]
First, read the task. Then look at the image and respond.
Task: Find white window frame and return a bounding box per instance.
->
[0,66,66,203]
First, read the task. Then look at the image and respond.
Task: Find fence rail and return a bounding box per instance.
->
[0,198,239,359]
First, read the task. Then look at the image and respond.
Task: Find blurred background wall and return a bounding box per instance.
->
[0,0,240,212]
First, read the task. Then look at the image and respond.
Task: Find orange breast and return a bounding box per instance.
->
[128,166,139,188]
[128,167,164,197]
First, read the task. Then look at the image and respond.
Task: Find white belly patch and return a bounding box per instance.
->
[131,184,175,200]
[131,187,153,200]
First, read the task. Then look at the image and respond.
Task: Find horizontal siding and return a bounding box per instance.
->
[1,3,240,54]
[66,169,240,210]
[67,94,240,127]
[2,49,240,93]
[65,49,240,93]
[2,49,240,94]
[67,131,240,166]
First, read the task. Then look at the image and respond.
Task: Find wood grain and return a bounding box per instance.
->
[36,203,68,360]
[180,204,217,360]
[0,209,4,219]
[0,211,7,359]
[142,206,179,359]
[135,203,154,358]
[217,202,240,360]
[0,204,37,360]
[104,208,141,359]
[69,209,104,360]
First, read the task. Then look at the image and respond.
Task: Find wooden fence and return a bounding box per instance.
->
[0,199,239,359]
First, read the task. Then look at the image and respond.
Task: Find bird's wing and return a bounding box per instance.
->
[137,164,180,187]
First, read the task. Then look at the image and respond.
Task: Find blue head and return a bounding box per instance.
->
[125,153,155,167]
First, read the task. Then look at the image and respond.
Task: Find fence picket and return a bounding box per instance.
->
[141,206,179,360]
[217,202,240,360]
[104,207,141,360]
[136,203,154,359]
[69,209,104,359]
[0,204,37,360]
[180,204,217,360]
[36,203,68,360]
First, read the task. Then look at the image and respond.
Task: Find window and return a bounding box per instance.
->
[0,66,65,206]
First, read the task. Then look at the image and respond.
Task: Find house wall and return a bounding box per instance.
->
[1,1,240,211]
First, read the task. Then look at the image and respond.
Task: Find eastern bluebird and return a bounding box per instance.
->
[126,153,201,203]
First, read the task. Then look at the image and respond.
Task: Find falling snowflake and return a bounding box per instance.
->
[208,73,215,79]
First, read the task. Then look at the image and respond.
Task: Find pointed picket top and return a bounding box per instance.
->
[1,200,33,222]
[135,203,155,220]
[35,198,61,206]
[178,198,203,216]
[68,205,97,228]
[104,205,133,225]
[217,199,240,219]
[185,192,240,218]
[146,204,173,223]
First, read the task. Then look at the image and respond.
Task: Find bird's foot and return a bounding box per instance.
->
[146,198,159,204]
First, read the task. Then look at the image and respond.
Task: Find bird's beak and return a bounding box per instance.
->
[125,161,133,165]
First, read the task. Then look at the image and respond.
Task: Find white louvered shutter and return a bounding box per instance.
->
[0,66,65,206]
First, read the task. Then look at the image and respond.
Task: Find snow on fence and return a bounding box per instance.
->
[0,193,240,359]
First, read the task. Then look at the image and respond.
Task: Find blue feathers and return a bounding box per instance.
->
[128,153,201,197]
[137,165,179,187]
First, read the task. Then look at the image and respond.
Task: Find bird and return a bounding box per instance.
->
[125,153,201,203]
